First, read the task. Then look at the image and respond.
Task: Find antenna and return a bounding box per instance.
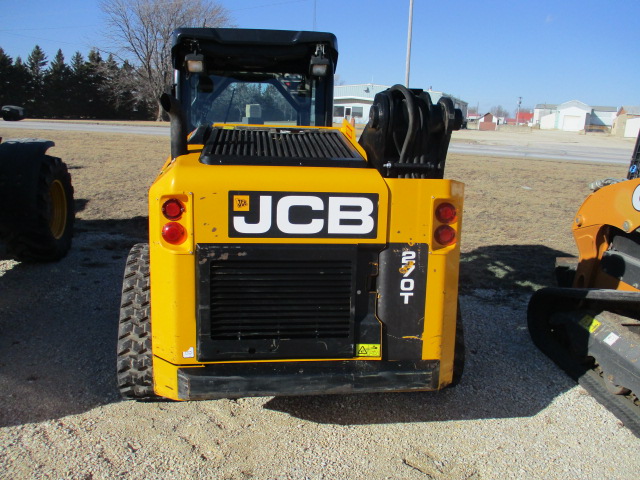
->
[313,0,317,30]
[405,0,414,86]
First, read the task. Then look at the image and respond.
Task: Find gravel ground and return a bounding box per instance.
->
[1,127,639,479]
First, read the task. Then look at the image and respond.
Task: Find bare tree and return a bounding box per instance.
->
[334,74,346,86]
[490,105,510,119]
[100,0,232,120]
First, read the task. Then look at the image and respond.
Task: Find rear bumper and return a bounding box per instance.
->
[177,360,440,400]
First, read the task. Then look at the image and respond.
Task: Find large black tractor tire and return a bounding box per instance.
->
[117,243,157,400]
[4,155,74,261]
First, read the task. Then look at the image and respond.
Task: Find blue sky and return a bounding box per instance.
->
[1,0,638,115]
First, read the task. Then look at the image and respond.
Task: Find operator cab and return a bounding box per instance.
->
[171,28,338,131]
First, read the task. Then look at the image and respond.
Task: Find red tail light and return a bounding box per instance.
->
[162,198,184,220]
[434,225,456,246]
[162,222,187,244]
[435,202,457,224]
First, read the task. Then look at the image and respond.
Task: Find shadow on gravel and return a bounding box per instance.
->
[1,240,574,427]
[265,244,576,425]
[74,197,89,214]
[265,290,577,425]
[458,244,572,293]
[0,217,147,427]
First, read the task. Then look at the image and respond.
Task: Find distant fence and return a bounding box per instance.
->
[584,125,611,134]
[463,122,534,133]
[496,124,533,133]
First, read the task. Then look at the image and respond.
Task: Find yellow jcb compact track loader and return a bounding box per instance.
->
[528,132,640,437]
[117,28,465,401]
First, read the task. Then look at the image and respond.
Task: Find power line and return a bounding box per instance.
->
[0,25,101,32]
[0,31,91,48]
[0,0,313,59]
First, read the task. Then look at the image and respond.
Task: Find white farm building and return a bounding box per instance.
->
[612,106,640,138]
[332,84,389,125]
[533,100,617,132]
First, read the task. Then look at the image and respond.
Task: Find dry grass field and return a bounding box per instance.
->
[4,126,629,293]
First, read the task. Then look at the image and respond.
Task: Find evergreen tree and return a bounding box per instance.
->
[70,51,84,73]
[27,45,47,77]
[26,45,48,115]
[84,49,110,117]
[11,56,32,110]
[0,48,14,106]
[68,51,93,117]
[1,44,156,119]
[43,49,72,116]
[48,49,70,77]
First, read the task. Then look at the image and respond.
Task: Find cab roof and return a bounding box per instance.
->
[171,28,339,73]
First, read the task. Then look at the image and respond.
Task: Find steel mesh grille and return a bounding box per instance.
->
[209,259,353,340]
[209,128,357,159]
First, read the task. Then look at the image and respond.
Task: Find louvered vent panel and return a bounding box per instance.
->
[209,128,358,159]
[209,259,353,340]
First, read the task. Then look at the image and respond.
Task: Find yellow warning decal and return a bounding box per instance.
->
[356,344,381,357]
[579,315,601,333]
[233,195,250,211]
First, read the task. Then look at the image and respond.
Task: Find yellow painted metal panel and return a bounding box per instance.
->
[573,178,640,289]
[146,125,465,392]
[153,354,186,400]
[148,249,198,363]
[384,178,464,386]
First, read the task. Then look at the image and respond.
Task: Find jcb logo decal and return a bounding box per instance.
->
[233,195,250,211]
[229,191,378,238]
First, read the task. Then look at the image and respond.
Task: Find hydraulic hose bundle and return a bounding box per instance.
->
[359,85,463,179]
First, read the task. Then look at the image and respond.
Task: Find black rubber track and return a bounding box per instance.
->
[578,368,640,438]
[117,243,157,400]
[528,287,640,438]
[5,155,74,261]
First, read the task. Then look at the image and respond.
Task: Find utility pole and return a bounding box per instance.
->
[515,96,522,125]
[313,0,317,30]
[405,0,414,86]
